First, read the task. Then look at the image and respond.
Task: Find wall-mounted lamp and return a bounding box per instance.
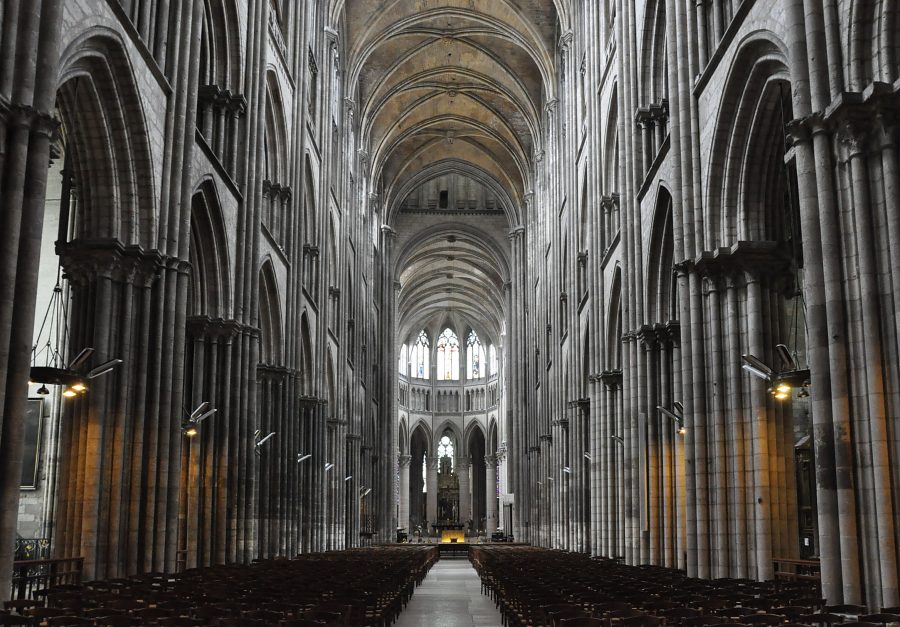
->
[325,463,334,472]
[657,405,686,435]
[254,430,276,455]
[610,434,624,444]
[182,402,216,437]
[297,453,312,463]
[583,452,592,461]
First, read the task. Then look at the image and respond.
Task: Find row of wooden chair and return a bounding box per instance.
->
[3,546,438,626]
[469,546,900,627]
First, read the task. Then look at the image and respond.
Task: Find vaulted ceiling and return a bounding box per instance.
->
[333,0,564,345]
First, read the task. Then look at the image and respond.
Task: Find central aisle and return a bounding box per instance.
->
[395,559,503,627]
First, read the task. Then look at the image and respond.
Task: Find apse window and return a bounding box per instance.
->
[439,190,449,209]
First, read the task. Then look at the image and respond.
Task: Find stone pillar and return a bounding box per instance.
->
[485,455,498,534]
[425,456,438,531]
[398,454,411,534]
[457,458,471,531]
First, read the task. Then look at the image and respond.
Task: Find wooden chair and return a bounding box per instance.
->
[621,615,665,627]
[800,613,846,626]
[826,606,869,617]
[560,619,607,627]
[858,615,900,626]
[681,616,726,627]
[742,614,788,625]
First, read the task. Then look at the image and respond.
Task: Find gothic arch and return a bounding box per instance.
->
[299,311,314,396]
[264,70,288,184]
[189,180,232,318]
[638,0,667,105]
[646,187,675,324]
[258,259,284,366]
[56,30,157,247]
[606,265,623,369]
[464,421,487,459]
[706,33,790,247]
[199,0,243,91]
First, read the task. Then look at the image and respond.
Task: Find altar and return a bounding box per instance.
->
[431,522,465,543]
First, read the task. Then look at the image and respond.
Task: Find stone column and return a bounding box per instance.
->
[425,456,439,531]
[485,455,498,534]
[398,455,411,534]
[457,458,471,531]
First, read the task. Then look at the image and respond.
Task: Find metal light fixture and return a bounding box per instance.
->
[254,430,276,455]
[182,402,216,438]
[324,463,334,472]
[583,451,592,460]
[562,466,571,474]
[297,453,312,463]
[344,475,353,481]
[742,344,810,401]
[657,404,686,435]
[610,434,624,444]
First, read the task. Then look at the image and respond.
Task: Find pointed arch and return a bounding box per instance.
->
[606,266,623,369]
[258,259,283,366]
[299,311,314,396]
[189,180,232,318]
[646,187,675,324]
[57,30,158,247]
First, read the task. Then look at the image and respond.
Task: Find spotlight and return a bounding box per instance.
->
[797,387,810,399]
[678,426,687,436]
[360,487,372,497]
[773,391,790,401]
[62,388,77,398]
[562,467,571,474]
[297,453,312,463]
[183,425,199,438]
[583,452,592,461]
[344,475,353,481]
[776,383,792,394]
[71,382,87,393]
[325,463,334,472]
[36,384,50,396]
[610,434,624,444]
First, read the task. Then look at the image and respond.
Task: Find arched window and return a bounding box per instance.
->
[398,344,408,375]
[437,434,454,472]
[466,330,486,380]
[411,331,430,379]
[489,344,498,376]
[436,328,460,380]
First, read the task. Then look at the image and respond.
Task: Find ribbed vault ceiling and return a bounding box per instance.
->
[336,0,563,346]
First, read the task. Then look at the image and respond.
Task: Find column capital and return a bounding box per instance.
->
[485,454,497,467]
[398,454,412,468]
[456,457,470,471]
[507,226,525,240]
[381,224,396,237]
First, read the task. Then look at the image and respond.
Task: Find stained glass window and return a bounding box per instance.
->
[489,344,498,376]
[436,328,459,380]
[467,330,486,379]
[412,331,430,379]
[398,343,408,375]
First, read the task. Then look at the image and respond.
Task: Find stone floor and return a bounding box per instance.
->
[395,559,504,627]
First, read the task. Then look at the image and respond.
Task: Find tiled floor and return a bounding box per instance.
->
[395,559,504,627]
